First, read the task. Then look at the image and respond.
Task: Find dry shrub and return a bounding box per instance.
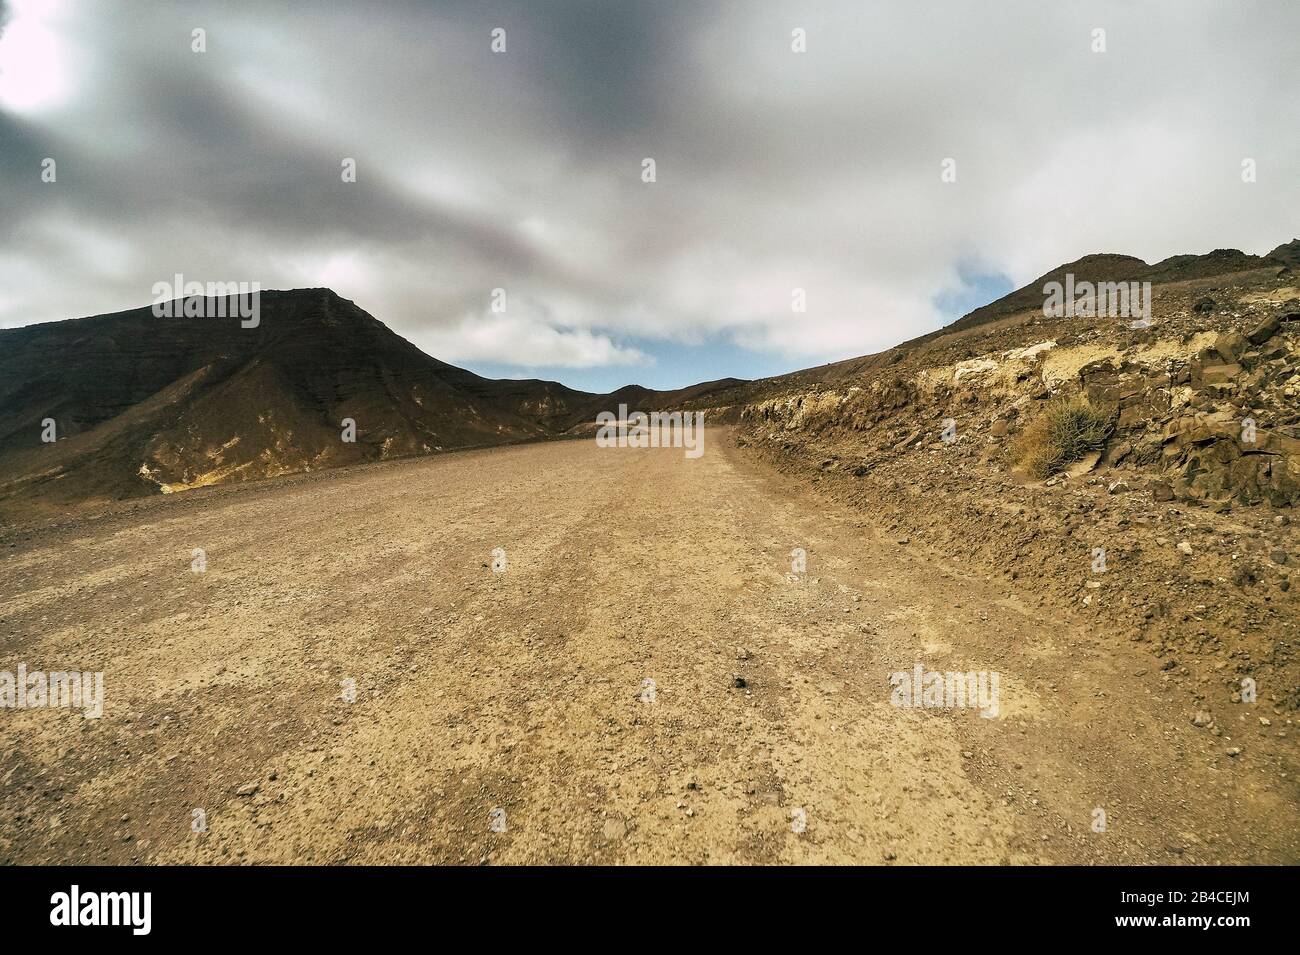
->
[1012,395,1112,479]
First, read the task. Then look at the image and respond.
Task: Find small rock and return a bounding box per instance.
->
[1192,710,1213,728]
[601,818,626,841]
[1176,541,1194,556]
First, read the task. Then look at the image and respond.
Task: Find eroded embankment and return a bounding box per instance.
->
[731,301,1300,718]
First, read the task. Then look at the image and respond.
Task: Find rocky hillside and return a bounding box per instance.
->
[0,289,741,518]
[730,246,1300,717]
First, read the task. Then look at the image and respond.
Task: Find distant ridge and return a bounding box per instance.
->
[0,289,742,515]
[1,240,1291,517]
[945,247,1284,335]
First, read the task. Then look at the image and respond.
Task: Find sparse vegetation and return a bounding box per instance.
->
[1012,395,1112,479]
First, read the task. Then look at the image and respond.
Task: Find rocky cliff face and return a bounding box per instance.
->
[1065,310,1300,508]
[731,250,1299,714]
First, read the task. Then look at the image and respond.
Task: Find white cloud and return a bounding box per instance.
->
[418,307,650,369]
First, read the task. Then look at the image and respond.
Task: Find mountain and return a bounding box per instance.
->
[691,244,1299,408]
[0,289,741,517]
[1267,238,1300,268]
[2,242,1290,519]
[943,247,1282,336]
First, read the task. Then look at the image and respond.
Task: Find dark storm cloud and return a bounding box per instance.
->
[505,0,695,143]
[0,111,48,210]
[1,19,574,268]
[0,0,1296,370]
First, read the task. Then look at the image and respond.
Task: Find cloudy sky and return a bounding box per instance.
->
[1,0,1296,391]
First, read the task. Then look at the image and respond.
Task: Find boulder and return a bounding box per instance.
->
[1212,330,1248,362]
[1199,363,1241,387]
[1246,313,1282,345]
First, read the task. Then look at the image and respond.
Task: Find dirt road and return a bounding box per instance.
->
[1,431,1295,864]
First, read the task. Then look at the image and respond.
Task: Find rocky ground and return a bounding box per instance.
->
[1,435,1296,864]
[736,263,1300,737]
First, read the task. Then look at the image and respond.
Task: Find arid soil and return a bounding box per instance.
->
[734,265,1300,729]
[2,433,1295,864]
